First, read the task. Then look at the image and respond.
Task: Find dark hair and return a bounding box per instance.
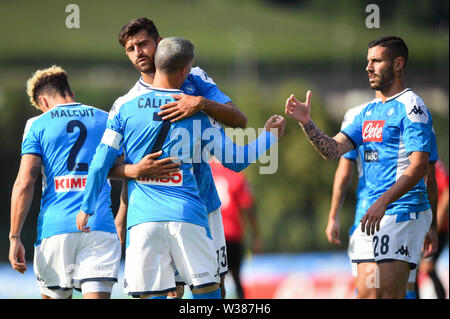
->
[368,36,409,66]
[118,17,160,47]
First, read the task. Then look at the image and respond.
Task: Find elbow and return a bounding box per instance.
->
[13,178,35,194]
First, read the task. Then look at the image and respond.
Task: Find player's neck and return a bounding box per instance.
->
[141,72,155,86]
[152,72,182,90]
[379,78,406,103]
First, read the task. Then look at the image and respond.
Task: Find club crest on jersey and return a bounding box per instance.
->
[136,171,183,186]
[54,175,87,192]
[362,120,385,142]
[183,84,195,95]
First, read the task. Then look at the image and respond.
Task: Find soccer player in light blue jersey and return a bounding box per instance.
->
[9,66,121,299]
[326,92,439,299]
[77,37,284,299]
[286,36,438,299]
[111,17,252,298]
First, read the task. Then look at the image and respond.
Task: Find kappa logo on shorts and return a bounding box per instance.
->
[54,175,87,192]
[136,171,183,186]
[395,245,410,257]
[362,120,385,142]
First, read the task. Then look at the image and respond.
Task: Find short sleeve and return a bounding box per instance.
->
[401,98,432,155]
[21,118,42,157]
[186,67,232,104]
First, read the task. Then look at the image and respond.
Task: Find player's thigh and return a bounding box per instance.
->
[168,221,219,290]
[355,262,377,299]
[377,260,410,298]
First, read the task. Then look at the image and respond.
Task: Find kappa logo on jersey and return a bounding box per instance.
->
[54,175,87,192]
[362,120,385,142]
[408,105,424,116]
[136,171,183,186]
[406,103,428,123]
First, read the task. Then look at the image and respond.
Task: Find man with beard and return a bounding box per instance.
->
[285,36,438,299]
[101,18,249,298]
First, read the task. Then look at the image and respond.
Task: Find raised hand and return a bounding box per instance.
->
[284,90,312,125]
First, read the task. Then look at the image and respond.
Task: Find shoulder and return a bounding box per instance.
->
[395,89,430,123]
[109,87,147,119]
[22,113,45,141]
[341,99,377,129]
[187,66,217,86]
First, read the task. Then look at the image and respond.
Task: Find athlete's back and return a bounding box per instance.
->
[22,102,116,244]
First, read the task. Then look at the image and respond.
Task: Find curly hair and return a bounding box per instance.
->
[26,65,72,109]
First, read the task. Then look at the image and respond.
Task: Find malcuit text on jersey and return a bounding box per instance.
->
[51,108,95,119]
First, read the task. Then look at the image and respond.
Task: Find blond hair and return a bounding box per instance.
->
[26,65,71,109]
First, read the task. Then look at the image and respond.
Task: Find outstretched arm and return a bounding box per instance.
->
[285,91,354,159]
[206,115,285,172]
[9,154,42,273]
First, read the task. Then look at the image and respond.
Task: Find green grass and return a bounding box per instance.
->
[0,0,447,65]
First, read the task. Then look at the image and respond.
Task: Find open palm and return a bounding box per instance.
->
[284,90,312,125]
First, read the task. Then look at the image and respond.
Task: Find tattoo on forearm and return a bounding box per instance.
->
[301,120,339,159]
[30,166,40,179]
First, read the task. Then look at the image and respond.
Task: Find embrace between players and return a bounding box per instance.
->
[9,17,437,300]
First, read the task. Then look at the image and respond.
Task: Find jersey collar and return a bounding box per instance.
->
[384,88,411,102]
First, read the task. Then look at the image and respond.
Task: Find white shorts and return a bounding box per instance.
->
[208,208,228,276]
[347,229,359,277]
[124,221,220,296]
[351,209,432,269]
[34,231,121,299]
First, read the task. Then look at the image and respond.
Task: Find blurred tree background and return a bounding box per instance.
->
[0,0,448,260]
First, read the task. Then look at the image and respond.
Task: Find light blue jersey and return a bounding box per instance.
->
[80,86,276,232]
[341,89,433,215]
[133,67,232,214]
[21,103,117,245]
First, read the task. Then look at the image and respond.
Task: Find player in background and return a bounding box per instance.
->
[285,36,438,298]
[418,159,449,299]
[325,94,380,298]
[112,17,249,298]
[9,66,121,299]
[210,158,261,299]
[76,37,285,299]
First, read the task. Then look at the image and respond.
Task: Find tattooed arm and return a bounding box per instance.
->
[9,154,41,273]
[285,91,354,159]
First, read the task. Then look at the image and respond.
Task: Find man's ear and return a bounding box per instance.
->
[394,57,405,74]
[37,95,49,112]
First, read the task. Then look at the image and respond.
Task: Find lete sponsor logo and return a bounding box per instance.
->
[362,120,385,142]
[136,171,183,186]
[54,175,87,192]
